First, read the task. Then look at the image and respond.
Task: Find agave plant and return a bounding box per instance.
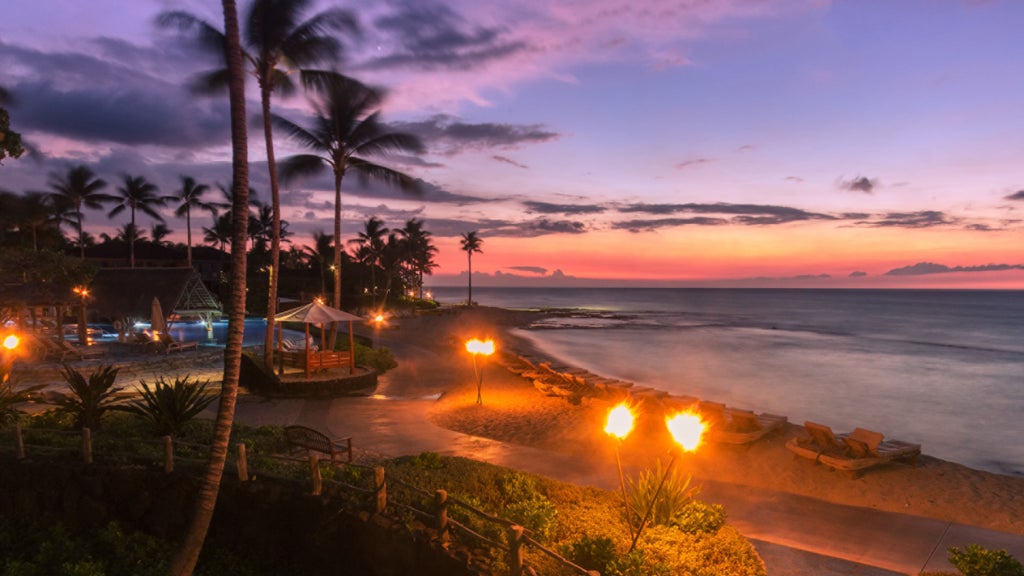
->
[0,365,45,427]
[120,375,216,437]
[53,364,124,430]
[626,458,700,528]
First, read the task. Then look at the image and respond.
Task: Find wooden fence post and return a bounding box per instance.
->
[507,525,524,576]
[14,422,24,460]
[163,435,173,473]
[310,454,322,495]
[236,443,249,481]
[81,427,93,464]
[374,466,386,514]
[434,489,449,542]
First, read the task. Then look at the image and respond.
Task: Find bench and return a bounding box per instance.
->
[285,425,352,463]
[280,350,352,370]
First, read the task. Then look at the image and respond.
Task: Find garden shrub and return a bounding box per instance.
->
[633,524,766,576]
[560,535,618,575]
[673,499,726,534]
[53,364,123,429]
[120,375,216,437]
[948,544,1024,576]
[626,458,699,527]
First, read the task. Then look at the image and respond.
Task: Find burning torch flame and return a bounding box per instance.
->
[665,411,705,452]
[605,402,634,440]
[465,339,495,356]
[2,334,19,351]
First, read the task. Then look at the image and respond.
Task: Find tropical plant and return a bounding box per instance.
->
[274,74,423,346]
[48,165,115,259]
[561,536,618,576]
[150,222,173,246]
[109,174,165,268]
[203,212,234,254]
[397,218,437,299]
[167,176,222,268]
[351,216,388,306]
[948,544,1024,576]
[0,86,25,164]
[52,364,124,430]
[13,191,60,251]
[120,375,217,437]
[459,231,483,305]
[0,365,45,427]
[160,0,358,373]
[626,458,700,529]
[169,0,250,571]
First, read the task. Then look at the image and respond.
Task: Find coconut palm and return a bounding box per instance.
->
[351,216,388,306]
[275,74,423,339]
[203,212,234,254]
[150,222,173,246]
[48,165,114,259]
[14,191,60,251]
[169,0,250,573]
[109,174,164,267]
[460,231,483,306]
[167,176,220,268]
[397,218,437,299]
[159,0,358,370]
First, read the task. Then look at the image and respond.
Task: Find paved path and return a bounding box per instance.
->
[228,393,1024,576]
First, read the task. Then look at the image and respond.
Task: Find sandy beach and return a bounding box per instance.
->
[11,306,1024,538]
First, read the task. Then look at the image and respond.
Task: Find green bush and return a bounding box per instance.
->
[560,535,618,574]
[626,458,699,528]
[498,472,557,542]
[948,544,1024,576]
[633,524,766,576]
[410,451,444,470]
[52,364,123,429]
[0,365,44,427]
[673,499,726,534]
[120,375,216,437]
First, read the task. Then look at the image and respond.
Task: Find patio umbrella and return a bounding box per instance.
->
[151,297,167,336]
[274,301,362,376]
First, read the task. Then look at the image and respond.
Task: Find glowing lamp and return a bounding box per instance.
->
[605,402,635,440]
[3,334,19,351]
[665,411,706,452]
[465,339,495,356]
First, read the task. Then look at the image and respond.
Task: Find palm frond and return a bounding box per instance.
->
[189,69,232,95]
[156,11,227,57]
[271,113,326,151]
[278,154,329,183]
[348,158,421,194]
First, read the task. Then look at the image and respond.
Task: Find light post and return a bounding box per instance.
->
[465,338,495,405]
[604,402,637,541]
[2,333,19,368]
[72,285,89,345]
[372,312,384,349]
[628,410,706,552]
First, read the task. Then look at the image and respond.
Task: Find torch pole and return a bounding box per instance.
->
[628,452,677,553]
[614,440,636,541]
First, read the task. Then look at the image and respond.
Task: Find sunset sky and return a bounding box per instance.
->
[2,0,1023,288]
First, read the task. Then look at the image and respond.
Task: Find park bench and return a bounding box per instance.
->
[285,425,353,463]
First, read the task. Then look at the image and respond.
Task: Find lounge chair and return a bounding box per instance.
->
[158,332,199,354]
[786,421,921,475]
[699,401,788,445]
[281,337,318,352]
[54,338,105,361]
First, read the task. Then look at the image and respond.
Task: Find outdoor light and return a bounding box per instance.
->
[3,334,19,351]
[605,402,637,540]
[629,410,707,552]
[465,338,495,404]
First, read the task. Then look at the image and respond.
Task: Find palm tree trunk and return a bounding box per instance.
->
[77,211,85,260]
[329,170,342,349]
[186,207,193,268]
[467,252,473,306]
[130,209,136,268]
[261,84,281,371]
[168,1,248,573]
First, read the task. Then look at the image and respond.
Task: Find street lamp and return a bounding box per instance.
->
[605,402,637,540]
[628,410,706,552]
[372,312,384,348]
[465,338,495,405]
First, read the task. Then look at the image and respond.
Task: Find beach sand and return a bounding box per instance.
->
[12,306,1024,536]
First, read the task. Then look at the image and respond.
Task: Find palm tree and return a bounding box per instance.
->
[15,191,60,251]
[109,174,164,268]
[167,176,219,268]
[275,74,423,344]
[203,212,233,254]
[48,165,114,259]
[397,218,437,299]
[169,0,249,573]
[460,231,483,306]
[304,230,333,298]
[159,0,358,370]
[150,222,173,246]
[352,216,388,306]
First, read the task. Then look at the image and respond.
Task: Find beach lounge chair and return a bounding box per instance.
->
[281,337,318,352]
[786,421,921,475]
[699,401,788,445]
[54,338,105,361]
[158,332,199,354]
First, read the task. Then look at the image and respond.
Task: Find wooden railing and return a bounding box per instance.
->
[3,424,599,576]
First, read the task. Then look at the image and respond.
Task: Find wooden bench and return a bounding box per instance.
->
[285,425,352,463]
[280,350,352,370]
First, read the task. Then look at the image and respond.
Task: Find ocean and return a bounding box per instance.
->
[429,287,1024,476]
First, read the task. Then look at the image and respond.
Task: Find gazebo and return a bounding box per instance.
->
[88,268,222,339]
[274,301,362,377]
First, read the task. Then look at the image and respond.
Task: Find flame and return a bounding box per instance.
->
[605,402,635,439]
[465,338,495,356]
[2,334,19,351]
[374,314,384,324]
[665,411,706,452]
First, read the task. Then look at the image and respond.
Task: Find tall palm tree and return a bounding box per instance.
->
[169,0,249,573]
[159,0,358,370]
[276,74,423,344]
[460,231,483,306]
[397,218,437,299]
[109,174,164,267]
[150,222,173,246]
[203,212,234,254]
[304,230,333,298]
[15,191,60,251]
[48,165,114,259]
[167,176,219,268]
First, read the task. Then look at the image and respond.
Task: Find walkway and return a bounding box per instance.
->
[230,393,1024,576]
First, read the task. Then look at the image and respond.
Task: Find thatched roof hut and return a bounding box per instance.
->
[89,268,221,322]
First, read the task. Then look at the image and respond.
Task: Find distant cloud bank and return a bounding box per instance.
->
[884,262,1024,276]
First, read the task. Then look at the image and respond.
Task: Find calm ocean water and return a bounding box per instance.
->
[430,287,1024,476]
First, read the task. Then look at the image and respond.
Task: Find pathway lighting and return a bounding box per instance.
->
[605,402,637,540]
[465,338,495,405]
